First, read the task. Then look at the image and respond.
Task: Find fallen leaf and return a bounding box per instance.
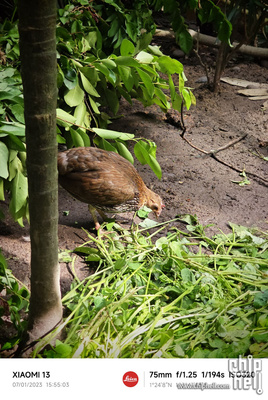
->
[221,77,268,89]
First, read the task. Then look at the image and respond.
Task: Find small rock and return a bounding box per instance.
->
[195,76,208,83]
[172,49,185,58]
[231,66,241,72]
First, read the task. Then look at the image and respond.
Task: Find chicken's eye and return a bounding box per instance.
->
[152,205,159,211]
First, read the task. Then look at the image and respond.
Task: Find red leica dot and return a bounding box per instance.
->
[122,371,139,387]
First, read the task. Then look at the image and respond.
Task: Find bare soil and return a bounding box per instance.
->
[0,46,267,296]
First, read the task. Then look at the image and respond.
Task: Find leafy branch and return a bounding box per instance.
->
[0,1,195,224]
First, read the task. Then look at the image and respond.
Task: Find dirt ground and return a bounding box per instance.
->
[0,42,267,295]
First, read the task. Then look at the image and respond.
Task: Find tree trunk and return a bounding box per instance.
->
[18,0,62,355]
[213,41,230,92]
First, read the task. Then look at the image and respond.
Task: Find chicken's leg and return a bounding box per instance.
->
[88,205,101,230]
[88,205,110,230]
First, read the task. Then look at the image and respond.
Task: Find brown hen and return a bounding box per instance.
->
[58,147,164,229]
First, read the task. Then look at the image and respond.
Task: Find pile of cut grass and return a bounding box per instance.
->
[38,216,268,358]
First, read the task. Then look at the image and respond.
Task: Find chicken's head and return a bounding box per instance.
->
[145,190,164,217]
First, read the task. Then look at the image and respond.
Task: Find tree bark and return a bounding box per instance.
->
[213,41,230,92]
[18,0,62,355]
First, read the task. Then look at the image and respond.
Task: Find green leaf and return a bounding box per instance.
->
[117,86,132,105]
[94,62,110,77]
[80,37,91,53]
[0,178,5,201]
[56,26,71,40]
[64,72,78,90]
[86,31,98,49]
[181,268,195,283]
[0,68,15,79]
[9,104,25,124]
[231,170,251,186]
[94,137,118,153]
[77,129,91,147]
[139,218,158,228]
[88,95,100,114]
[177,30,193,54]
[137,206,151,219]
[155,87,170,110]
[53,340,73,358]
[190,91,196,106]
[56,108,76,127]
[79,66,99,84]
[172,92,183,112]
[93,128,134,141]
[101,58,117,69]
[94,296,106,311]
[118,65,134,92]
[0,122,25,136]
[7,134,26,152]
[182,88,192,110]
[257,314,268,328]
[8,151,19,181]
[136,68,154,97]
[115,56,139,68]
[0,88,22,101]
[254,290,268,308]
[135,51,154,64]
[9,170,28,214]
[136,33,153,52]
[138,63,158,76]
[114,142,134,164]
[218,19,232,42]
[0,142,9,179]
[0,248,8,268]
[120,39,135,56]
[252,332,268,344]
[0,82,8,91]
[148,153,162,180]
[158,56,183,74]
[64,83,84,107]
[74,246,100,256]
[69,128,85,147]
[134,141,162,179]
[80,72,100,97]
[168,74,176,100]
[105,89,119,114]
[74,102,87,127]
[148,45,163,56]
[134,141,147,165]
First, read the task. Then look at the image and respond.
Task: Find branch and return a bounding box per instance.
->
[179,131,268,186]
[204,134,248,156]
[154,29,268,59]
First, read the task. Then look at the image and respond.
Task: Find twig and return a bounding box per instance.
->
[203,134,248,156]
[192,48,210,86]
[180,132,247,157]
[84,95,98,127]
[180,101,186,137]
[180,131,268,186]
[211,154,268,185]
[180,133,207,154]
[57,116,94,133]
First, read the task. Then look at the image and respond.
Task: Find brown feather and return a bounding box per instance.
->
[58,147,164,228]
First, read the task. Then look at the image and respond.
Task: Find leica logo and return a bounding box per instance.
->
[124,375,138,382]
[122,371,139,387]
